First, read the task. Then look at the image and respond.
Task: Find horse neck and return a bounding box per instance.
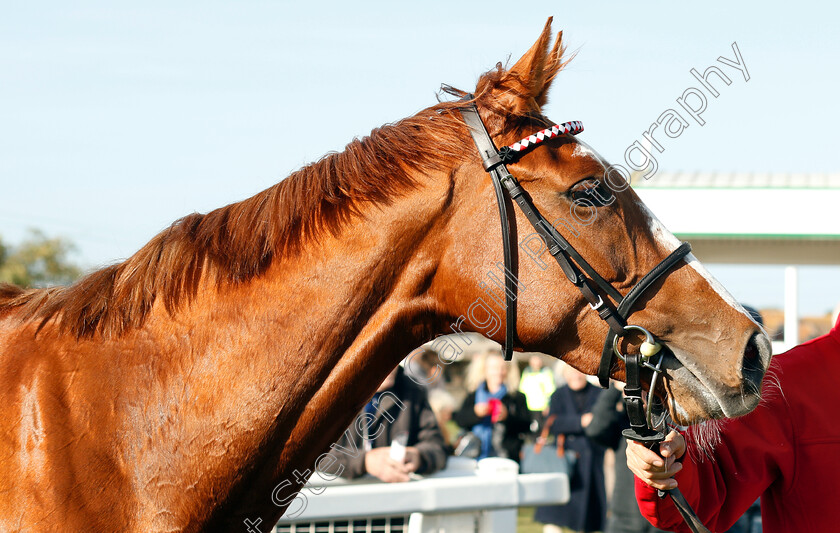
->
[125,170,455,529]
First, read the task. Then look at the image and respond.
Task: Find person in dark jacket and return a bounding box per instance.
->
[585,383,669,533]
[454,350,531,461]
[535,364,606,533]
[325,365,448,482]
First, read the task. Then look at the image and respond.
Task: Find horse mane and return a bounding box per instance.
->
[0,51,568,340]
[0,98,486,339]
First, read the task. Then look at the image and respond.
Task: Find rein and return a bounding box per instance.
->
[457,95,710,533]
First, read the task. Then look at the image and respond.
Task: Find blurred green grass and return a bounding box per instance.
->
[518,507,543,533]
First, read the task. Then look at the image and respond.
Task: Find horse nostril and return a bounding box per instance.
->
[741,332,769,389]
[743,337,759,361]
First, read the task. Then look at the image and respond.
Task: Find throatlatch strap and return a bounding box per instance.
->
[459,99,506,172]
[459,99,517,360]
[597,242,692,387]
[490,167,517,361]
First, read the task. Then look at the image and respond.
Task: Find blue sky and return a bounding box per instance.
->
[1,1,838,315]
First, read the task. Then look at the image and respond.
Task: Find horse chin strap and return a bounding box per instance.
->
[458,96,709,533]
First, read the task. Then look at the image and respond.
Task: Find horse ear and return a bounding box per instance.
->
[501,18,568,112]
[534,30,568,108]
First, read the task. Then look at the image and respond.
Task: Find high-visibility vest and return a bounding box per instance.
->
[518,367,556,412]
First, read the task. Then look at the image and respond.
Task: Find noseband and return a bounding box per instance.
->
[458,96,710,533]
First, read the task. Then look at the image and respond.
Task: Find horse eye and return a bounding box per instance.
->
[568,178,610,207]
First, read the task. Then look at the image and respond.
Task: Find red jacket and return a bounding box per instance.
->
[636,315,840,533]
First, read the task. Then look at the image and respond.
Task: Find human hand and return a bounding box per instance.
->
[403,446,421,473]
[494,402,508,422]
[580,412,593,428]
[625,429,686,490]
[364,447,411,483]
[474,402,490,417]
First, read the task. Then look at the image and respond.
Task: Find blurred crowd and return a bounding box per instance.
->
[323,309,775,533]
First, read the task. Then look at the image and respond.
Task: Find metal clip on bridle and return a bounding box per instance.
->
[613,325,666,441]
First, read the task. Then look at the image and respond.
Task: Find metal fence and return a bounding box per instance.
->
[272,457,569,533]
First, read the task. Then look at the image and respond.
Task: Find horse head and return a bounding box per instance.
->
[434,19,771,425]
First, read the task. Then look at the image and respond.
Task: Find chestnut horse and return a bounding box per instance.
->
[0,20,769,532]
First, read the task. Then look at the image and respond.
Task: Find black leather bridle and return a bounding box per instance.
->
[458,95,710,533]
[457,95,690,383]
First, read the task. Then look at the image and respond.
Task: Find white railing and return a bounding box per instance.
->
[273,457,569,533]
